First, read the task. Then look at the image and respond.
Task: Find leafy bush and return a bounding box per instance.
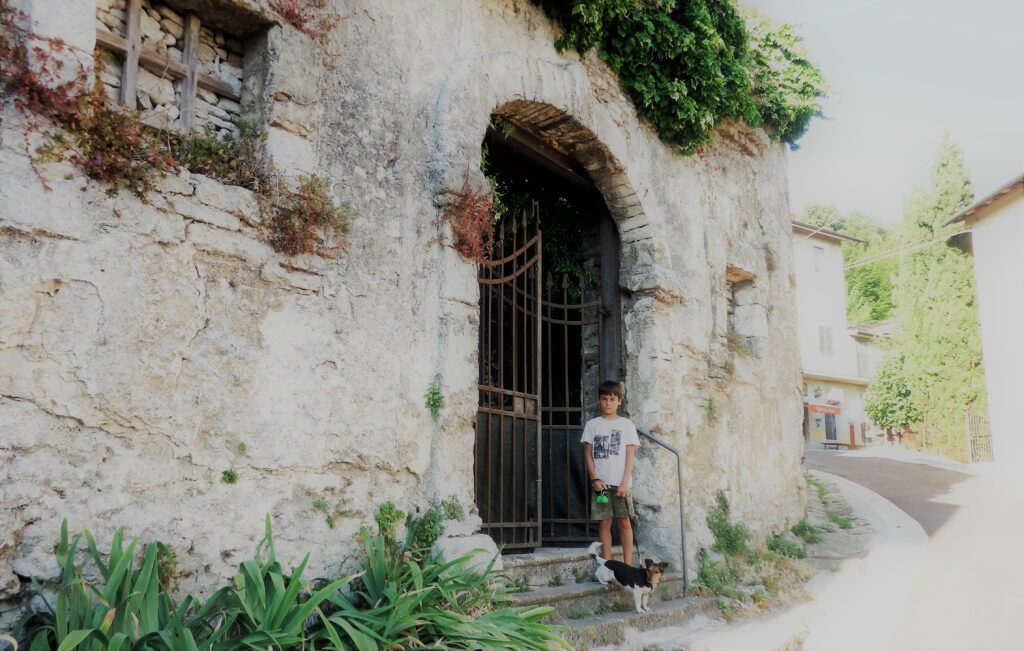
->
[439,496,465,521]
[692,548,743,600]
[15,515,566,650]
[320,526,566,650]
[16,522,188,650]
[766,534,806,559]
[16,518,351,651]
[374,501,405,549]
[167,122,270,193]
[707,491,750,556]
[828,512,853,530]
[264,175,348,257]
[791,519,824,545]
[534,0,826,153]
[436,184,495,264]
[424,380,444,421]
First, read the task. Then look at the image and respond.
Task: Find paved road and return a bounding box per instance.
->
[806,449,1024,651]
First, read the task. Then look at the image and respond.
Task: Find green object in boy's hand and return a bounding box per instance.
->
[596,490,609,504]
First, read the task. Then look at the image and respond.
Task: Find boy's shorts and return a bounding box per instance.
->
[591,487,635,520]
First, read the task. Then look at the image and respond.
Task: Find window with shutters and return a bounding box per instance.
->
[818,325,833,354]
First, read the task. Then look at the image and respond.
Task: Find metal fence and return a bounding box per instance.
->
[965,411,993,463]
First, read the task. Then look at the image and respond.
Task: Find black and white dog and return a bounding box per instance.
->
[588,541,669,613]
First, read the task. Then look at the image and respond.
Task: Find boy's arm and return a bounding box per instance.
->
[617,444,638,496]
[584,443,606,491]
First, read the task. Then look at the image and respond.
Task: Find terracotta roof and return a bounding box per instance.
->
[791,220,865,244]
[943,173,1024,226]
[849,319,895,339]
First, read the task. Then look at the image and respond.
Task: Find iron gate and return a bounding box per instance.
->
[475,202,606,548]
[475,206,543,549]
[540,274,601,543]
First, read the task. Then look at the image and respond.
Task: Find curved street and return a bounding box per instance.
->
[805,448,1024,651]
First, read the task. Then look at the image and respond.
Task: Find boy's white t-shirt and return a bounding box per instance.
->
[581,416,641,486]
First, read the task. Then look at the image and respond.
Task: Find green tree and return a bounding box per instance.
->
[864,354,921,431]
[889,137,986,459]
[799,203,843,232]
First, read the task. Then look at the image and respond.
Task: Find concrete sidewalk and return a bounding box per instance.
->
[600,470,928,650]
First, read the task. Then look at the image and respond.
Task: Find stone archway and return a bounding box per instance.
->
[424,53,684,540]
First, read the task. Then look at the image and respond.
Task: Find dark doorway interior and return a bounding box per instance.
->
[474,127,621,550]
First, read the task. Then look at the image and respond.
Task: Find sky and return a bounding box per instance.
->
[744,0,1024,226]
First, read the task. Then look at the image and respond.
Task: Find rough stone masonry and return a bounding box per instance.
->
[0,0,806,622]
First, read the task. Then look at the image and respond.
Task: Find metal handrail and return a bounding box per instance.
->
[636,426,689,595]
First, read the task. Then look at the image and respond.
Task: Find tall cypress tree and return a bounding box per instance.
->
[890,137,987,458]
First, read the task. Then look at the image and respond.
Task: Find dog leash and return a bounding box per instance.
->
[630,513,642,565]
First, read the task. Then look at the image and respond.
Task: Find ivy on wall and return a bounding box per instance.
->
[534,0,826,153]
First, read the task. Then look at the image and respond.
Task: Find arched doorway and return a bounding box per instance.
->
[474,120,622,549]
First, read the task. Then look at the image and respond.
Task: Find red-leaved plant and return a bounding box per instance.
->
[436,185,495,265]
[269,0,341,41]
[1,0,346,255]
[1,3,174,194]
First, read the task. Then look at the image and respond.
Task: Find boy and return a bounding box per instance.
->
[581,380,641,566]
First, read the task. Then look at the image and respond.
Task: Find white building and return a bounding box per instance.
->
[945,174,1024,467]
[791,220,886,447]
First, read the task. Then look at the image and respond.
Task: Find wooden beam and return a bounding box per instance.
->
[120,0,142,108]
[179,13,201,131]
[96,29,241,102]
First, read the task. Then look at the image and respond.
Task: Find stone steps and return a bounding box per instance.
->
[508,573,687,619]
[502,547,716,650]
[560,595,720,650]
[502,546,623,590]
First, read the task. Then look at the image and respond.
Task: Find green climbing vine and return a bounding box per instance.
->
[533,1,826,153]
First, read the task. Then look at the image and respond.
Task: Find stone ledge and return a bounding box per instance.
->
[193,174,260,218]
[186,221,270,264]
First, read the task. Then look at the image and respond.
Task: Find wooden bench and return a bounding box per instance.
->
[822,441,850,450]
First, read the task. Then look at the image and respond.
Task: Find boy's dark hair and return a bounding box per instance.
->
[598,380,623,399]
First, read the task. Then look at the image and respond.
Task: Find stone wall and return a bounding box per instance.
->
[0,0,805,623]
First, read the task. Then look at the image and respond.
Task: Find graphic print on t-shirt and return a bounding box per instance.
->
[593,430,621,459]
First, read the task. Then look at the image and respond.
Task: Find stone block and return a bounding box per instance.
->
[97,11,124,33]
[260,261,323,294]
[139,108,175,130]
[192,175,259,217]
[155,5,183,26]
[22,0,95,52]
[187,222,269,264]
[173,198,242,231]
[137,67,176,106]
[433,534,502,573]
[140,9,162,42]
[269,100,320,139]
[442,515,482,538]
[265,127,316,175]
[734,304,768,337]
[266,27,322,105]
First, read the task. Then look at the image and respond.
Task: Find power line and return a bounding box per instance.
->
[843,228,971,270]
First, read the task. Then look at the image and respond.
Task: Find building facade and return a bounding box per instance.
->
[791,221,885,446]
[945,174,1024,467]
[1,0,808,620]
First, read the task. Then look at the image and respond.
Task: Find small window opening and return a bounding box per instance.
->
[95,0,265,133]
[818,326,833,354]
